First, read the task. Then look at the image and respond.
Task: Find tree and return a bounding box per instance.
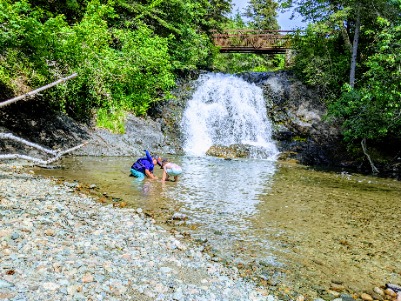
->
[0,0,236,133]
[244,0,279,30]
[280,0,399,87]
[281,0,401,173]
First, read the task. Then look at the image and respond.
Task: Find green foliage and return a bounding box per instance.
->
[290,24,350,99]
[212,52,286,73]
[244,0,279,30]
[111,0,231,71]
[28,0,90,23]
[281,0,401,155]
[169,27,213,71]
[329,19,401,143]
[96,107,126,134]
[1,0,238,132]
[0,0,176,131]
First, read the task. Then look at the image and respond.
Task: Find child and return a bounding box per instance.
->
[130,150,161,180]
[160,159,182,182]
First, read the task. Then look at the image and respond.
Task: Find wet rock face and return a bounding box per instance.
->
[0,101,172,158]
[239,71,348,166]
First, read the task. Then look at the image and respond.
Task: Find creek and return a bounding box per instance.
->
[35,156,401,298]
[35,73,401,298]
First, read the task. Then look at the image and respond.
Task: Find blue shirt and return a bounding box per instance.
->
[131,150,154,174]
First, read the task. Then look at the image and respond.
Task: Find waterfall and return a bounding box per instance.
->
[181,73,279,159]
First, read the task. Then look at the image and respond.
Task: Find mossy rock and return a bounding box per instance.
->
[206,144,251,159]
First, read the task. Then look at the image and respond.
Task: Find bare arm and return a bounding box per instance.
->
[144,169,157,179]
[161,168,167,181]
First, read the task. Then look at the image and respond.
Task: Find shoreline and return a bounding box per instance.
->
[0,162,272,300]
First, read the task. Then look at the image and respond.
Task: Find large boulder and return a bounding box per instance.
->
[206,144,251,159]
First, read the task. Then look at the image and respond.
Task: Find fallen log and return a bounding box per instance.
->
[0,133,58,156]
[0,141,87,165]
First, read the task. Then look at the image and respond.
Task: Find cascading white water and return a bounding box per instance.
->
[181,73,279,159]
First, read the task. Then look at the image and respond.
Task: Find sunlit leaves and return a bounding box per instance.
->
[244,0,279,30]
[329,16,401,142]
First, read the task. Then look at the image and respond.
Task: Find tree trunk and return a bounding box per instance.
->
[349,5,361,88]
[350,5,376,173]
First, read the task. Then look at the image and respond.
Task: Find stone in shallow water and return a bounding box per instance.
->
[206,144,251,159]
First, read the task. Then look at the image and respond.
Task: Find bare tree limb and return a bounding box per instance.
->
[0,73,84,166]
[0,154,53,165]
[0,73,78,108]
[0,133,57,156]
[55,142,88,157]
[0,142,87,165]
[361,138,379,174]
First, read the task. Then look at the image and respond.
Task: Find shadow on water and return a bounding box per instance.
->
[35,155,401,298]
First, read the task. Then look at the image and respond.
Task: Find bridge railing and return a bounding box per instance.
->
[211,29,295,54]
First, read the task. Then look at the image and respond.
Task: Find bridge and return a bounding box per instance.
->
[212,30,294,54]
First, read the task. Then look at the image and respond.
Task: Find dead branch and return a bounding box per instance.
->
[0,142,87,165]
[0,133,57,156]
[0,73,86,166]
[0,73,78,108]
[361,138,379,174]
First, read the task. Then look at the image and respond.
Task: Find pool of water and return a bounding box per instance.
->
[34,155,401,298]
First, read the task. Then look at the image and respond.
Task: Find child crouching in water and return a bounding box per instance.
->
[160,159,182,182]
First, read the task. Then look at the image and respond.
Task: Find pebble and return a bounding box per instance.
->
[375,287,385,296]
[386,289,398,298]
[0,166,274,300]
[0,279,14,288]
[361,293,374,301]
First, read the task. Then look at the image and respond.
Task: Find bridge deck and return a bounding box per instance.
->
[212,30,294,54]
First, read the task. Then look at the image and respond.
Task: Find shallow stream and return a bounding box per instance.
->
[35,155,401,299]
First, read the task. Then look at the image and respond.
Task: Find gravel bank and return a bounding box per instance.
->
[0,163,272,301]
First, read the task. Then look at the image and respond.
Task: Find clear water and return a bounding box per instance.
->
[35,156,401,298]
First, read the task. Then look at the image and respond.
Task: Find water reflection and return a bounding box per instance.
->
[165,156,276,230]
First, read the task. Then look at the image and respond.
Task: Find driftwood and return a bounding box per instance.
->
[0,133,59,156]
[0,73,85,165]
[0,73,78,108]
[0,133,87,165]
